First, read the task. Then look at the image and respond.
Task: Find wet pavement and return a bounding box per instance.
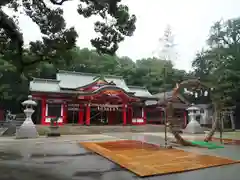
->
[0,133,239,180]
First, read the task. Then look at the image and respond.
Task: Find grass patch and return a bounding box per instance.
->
[189,140,224,149]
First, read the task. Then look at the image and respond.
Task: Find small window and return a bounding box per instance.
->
[132,106,142,118]
[47,103,62,117]
[146,110,162,122]
[200,109,204,114]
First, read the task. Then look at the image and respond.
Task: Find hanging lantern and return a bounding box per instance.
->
[183,88,187,94]
[195,92,198,98]
[204,90,208,96]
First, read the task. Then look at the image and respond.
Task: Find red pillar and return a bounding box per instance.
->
[127,107,132,124]
[62,102,67,124]
[85,104,90,125]
[78,104,84,125]
[143,107,147,124]
[122,105,127,125]
[41,97,46,125]
[108,111,115,125]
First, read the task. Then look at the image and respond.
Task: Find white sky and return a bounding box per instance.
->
[18,0,240,71]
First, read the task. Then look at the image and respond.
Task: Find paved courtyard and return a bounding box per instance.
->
[0,133,239,180]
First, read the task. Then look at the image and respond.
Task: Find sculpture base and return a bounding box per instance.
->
[184,120,205,134]
[47,133,61,137]
[47,126,60,137]
[16,120,39,139]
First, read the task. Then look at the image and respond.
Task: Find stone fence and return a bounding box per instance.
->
[36,124,166,136]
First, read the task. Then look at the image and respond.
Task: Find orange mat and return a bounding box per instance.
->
[80,140,240,177]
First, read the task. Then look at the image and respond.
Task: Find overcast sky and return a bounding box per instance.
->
[18,0,240,71]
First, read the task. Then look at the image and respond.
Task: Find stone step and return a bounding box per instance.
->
[0,128,8,136]
[1,125,16,136]
[0,120,24,136]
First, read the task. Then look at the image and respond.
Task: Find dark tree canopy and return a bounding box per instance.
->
[0,0,136,72]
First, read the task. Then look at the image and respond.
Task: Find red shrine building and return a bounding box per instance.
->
[30,70,164,126]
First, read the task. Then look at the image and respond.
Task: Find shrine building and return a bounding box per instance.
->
[29,70,164,125]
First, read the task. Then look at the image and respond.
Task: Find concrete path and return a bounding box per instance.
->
[0,133,239,180]
[141,131,240,140]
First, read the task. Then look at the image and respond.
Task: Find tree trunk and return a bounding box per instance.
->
[166,102,201,147]
[230,112,235,130]
[166,101,219,146]
[204,103,218,142]
[204,115,218,142]
[167,121,200,146]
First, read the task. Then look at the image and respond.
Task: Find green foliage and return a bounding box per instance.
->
[67,48,189,93]
[0,0,136,73]
[0,0,138,103]
[0,46,190,100]
[0,1,191,102]
[192,17,240,107]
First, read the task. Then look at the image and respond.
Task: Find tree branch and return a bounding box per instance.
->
[0,0,11,7]
[0,9,24,72]
[22,55,44,67]
[49,0,70,5]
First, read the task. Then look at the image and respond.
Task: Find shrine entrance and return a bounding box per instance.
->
[80,87,140,126]
[90,104,123,125]
[90,106,107,125]
[67,103,80,124]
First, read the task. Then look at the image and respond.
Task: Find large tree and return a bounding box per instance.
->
[192,18,240,105]
[154,25,177,62]
[0,0,136,73]
[191,17,240,134]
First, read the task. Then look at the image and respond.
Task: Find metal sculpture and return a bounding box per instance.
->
[6,110,16,122]
[167,79,219,146]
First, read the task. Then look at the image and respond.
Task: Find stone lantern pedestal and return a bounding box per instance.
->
[16,95,39,139]
[184,105,204,134]
[47,117,61,137]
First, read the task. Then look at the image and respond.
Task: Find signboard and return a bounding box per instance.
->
[145,100,158,106]
[97,106,119,111]
[91,104,121,111]
[47,99,64,103]
[102,90,122,96]
[67,104,79,111]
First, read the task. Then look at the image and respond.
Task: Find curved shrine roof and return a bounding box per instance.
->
[29,71,157,100]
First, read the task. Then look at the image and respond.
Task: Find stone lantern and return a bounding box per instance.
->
[16,95,39,139]
[184,105,204,134]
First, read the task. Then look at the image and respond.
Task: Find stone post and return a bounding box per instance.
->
[16,95,39,139]
[230,111,235,130]
[184,105,204,134]
[47,116,61,137]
